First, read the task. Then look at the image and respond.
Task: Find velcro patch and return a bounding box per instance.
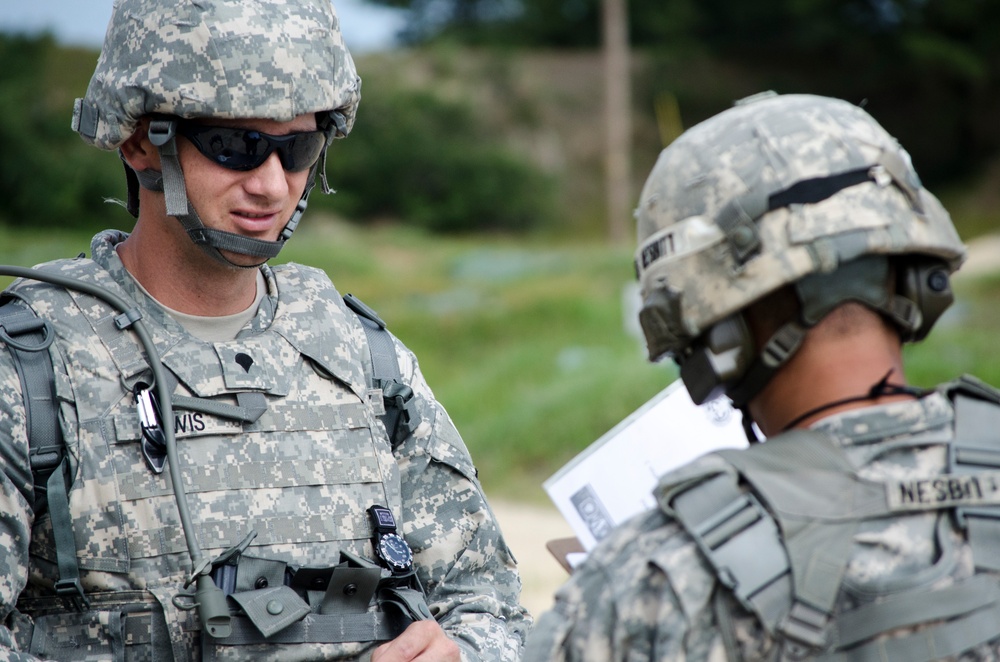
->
[886,472,1000,511]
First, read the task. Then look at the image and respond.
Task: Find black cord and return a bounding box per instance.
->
[780,368,928,433]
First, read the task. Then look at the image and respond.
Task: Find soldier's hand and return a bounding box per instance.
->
[370,620,460,662]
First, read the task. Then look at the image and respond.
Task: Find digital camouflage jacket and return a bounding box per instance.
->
[0,230,529,661]
[526,382,1000,661]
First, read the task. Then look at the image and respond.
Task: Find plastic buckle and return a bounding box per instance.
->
[690,491,790,612]
[54,578,90,612]
[147,119,177,149]
[948,422,1000,529]
[779,601,829,653]
[383,382,419,444]
[28,443,64,474]
[761,323,805,368]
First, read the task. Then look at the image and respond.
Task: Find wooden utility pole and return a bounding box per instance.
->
[602,0,631,244]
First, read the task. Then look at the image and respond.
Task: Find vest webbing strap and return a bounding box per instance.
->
[716,431,880,621]
[215,610,406,645]
[671,470,795,637]
[951,392,1000,571]
[669,397,1000,659]
[670,430,881,645]
[46,457,88,610]
[0,298,86,610]
[343,294,419,449]
[823,574,1000,652]
[171,392,267,424]
[817,595,1000,662]
[0,298,62,482]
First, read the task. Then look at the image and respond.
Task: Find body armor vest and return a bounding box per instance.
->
[7,250,410,661]
[660,377,1000,661]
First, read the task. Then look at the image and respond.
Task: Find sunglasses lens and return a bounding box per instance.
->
[279,132,327,172]
[179,124,326,172]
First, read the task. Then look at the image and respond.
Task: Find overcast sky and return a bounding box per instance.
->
[0,0,405,52]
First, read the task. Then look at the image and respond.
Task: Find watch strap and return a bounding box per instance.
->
[368,505,397,535]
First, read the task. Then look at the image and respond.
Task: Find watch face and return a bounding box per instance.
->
[378,533,414,571]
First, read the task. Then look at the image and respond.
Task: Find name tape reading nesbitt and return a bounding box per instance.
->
[887,472,1000,511]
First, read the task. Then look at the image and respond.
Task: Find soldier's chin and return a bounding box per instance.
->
[219,248,271,270]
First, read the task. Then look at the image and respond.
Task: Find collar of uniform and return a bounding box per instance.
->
[807,389,953,446]
[91,229,278,340]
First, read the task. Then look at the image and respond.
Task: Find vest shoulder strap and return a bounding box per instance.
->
[342,293,419,450]
[669,429,856,650]
[945,376,1000,572]
[0,296,62,513]
[0,295,88,609]
[668,421,1000,660]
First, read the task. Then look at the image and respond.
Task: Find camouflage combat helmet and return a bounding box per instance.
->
[634,92,966,407]
[72,0,362,266]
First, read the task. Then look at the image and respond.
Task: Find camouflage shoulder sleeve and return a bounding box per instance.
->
[0,341,41,659]
[524,508,723,662]
[391,336,532,660]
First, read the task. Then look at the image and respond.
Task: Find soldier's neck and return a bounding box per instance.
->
[748,320,908,437]
[116,222,262,317]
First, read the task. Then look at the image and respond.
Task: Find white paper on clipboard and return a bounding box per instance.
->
[543,380,748,556]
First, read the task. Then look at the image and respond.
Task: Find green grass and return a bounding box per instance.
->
[905,272,1000,389]
[290,219,675,502]
[3,218,999,504]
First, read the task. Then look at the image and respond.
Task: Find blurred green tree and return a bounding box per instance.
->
[313,79,557,233]
[366,0,1000,186]
[0,33,123,229]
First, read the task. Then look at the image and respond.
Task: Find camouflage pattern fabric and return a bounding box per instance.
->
[524,387,1000,661]
[72,0,362,150]
[0,231,529,661]
[633,93,965,361]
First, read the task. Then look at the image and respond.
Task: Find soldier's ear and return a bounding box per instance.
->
[120,118,161,172]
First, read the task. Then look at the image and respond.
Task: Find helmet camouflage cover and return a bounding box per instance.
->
[634,92,966,366]
[72,0,362,149]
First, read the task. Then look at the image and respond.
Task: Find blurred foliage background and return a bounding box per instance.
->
[2,0,1000,502]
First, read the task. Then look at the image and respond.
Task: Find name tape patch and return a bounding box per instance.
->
[639,232,677,271]
[887,472,1000,511]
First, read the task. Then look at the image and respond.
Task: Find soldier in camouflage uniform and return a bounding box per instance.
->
[524,92,1000,660]
[0,0,529,660]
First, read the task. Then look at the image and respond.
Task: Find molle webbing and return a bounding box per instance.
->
[814,575,1000,662]
[216,611,406,646]
[951,387,1000,572]
[670,430,867,649]
[667,417,1000,659]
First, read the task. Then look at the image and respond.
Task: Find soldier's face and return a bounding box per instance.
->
[177,113,318,267]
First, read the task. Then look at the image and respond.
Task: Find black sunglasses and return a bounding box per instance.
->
[176,122,327,172]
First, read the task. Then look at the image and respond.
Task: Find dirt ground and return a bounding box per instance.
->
[956,233,1000,278]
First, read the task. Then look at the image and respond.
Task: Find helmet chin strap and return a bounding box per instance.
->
[133,118,320,270]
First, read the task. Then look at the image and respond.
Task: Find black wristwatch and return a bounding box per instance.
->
[367,505,414,574]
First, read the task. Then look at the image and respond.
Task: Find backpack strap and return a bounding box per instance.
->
[342,294,420,450]
[0,297,61,502]
[667,431,869,650]
[666,418,1000,660]
[0,296,88,610]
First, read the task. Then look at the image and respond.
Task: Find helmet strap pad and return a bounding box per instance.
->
[796,255,891,326]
